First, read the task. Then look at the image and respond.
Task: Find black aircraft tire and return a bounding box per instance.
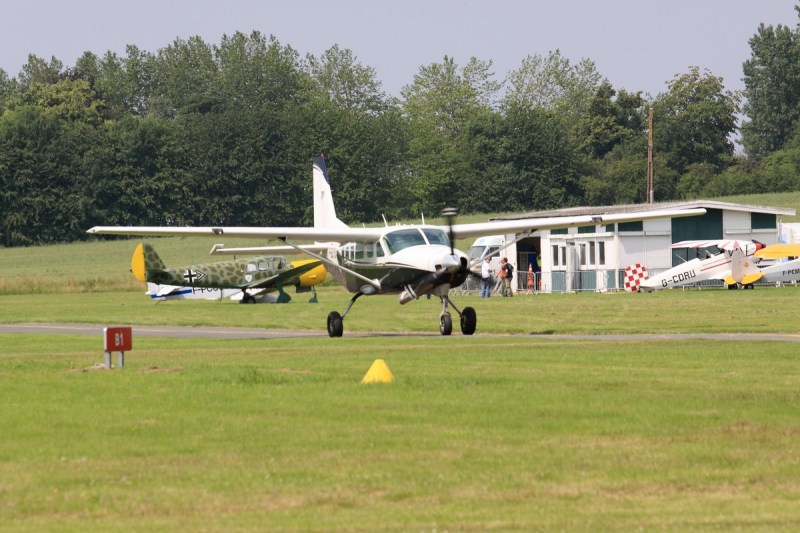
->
[439,313,453,336]
[327,311,344,337]
[460,306,477,335]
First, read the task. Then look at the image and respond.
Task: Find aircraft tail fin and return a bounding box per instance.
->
[131,242,167,282]
[313,154,348,230]
[730,249,763,286]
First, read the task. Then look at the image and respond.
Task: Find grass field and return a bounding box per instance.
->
[3,192,800,531]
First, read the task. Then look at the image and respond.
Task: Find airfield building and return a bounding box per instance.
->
[476,200,796,293]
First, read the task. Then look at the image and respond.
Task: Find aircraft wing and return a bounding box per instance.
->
[671,239,751,251]
[86,225,382,242]
[244,260,323,290]
[209,243,331,256]
[88,208,705,244]
[755,243,800,259]
[449,208,707,239]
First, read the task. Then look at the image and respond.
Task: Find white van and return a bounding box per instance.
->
[466,235,505,285]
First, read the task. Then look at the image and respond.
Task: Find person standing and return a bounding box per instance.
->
[500,257,514,297]
[481,257,493,298]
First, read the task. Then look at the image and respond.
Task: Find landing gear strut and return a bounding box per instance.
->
[326,292,365,338]
[438,294,476,336]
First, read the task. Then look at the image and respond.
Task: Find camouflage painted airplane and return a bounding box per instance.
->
[131,242,326,303]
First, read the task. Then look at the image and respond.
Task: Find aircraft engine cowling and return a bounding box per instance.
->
[448,256,471,288]
[398,270,443,305]
[292,260,327,287]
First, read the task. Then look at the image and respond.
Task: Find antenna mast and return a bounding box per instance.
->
[647,106,654,204]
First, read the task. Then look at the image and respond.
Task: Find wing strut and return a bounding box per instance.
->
[275,238,382,291]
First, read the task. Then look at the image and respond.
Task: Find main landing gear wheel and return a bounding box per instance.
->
[439,313,453,336]
[460,306,477,335]
[327,311,343,337]
[240,293,256,304]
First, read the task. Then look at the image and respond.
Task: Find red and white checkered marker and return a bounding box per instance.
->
[624,263,648,292]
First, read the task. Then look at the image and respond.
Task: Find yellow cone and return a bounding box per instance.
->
[361,359,394,384]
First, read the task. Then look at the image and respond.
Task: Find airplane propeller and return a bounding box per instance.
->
[440,207,480,288]
[441,207,458,257]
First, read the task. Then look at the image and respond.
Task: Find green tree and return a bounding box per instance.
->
[401,56,501,214]
[652,67,740,183]
[503,50,602,129]
[741,7,800,159]
[150,36,218,116]
[18,54,62,88]
[501,104,582,210]
[0,68,15,113]
[306,45,388,114]
[577,80,646,159]
[215,31,307,110]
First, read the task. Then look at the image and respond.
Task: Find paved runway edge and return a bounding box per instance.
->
[2,323,800,342]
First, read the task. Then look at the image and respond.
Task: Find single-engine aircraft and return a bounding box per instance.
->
[637,239,765,292]
[743,243,800,285]
[131,242,326,303]
[87,155,706,337]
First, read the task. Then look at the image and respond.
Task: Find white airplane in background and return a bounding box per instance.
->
[638,239,765,291]
[87,154,706,337]
[740,243,800,285]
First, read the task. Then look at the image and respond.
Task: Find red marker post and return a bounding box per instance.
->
[103,326,132,369]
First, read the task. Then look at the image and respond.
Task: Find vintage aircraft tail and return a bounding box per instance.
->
[131,242,167,282]
[728,249,763,286]
[313,154,349,230]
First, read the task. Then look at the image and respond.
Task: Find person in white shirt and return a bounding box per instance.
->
[480,257,493,298]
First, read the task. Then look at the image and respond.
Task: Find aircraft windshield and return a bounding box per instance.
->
[422,228,450,247]
[382,227,451,254]
[383,228,428,254]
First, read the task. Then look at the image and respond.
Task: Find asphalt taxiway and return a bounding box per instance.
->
[2,323,800,342]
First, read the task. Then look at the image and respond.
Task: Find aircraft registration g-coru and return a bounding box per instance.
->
[131,242,326,304]
[87,155,706,337]
[637,239,766,292]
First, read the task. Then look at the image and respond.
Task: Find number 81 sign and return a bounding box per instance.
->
[103,326,132,369]
[104,327,132,353]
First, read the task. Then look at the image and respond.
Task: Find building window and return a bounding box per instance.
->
[579,244,586,266]
[589,241,596,265]
[618,221,643,232]
[552,244,559,266]
[598,241,606,265]
[752,212,776,230]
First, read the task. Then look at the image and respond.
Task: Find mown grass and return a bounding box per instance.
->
[2,285,800,335]
[2,191,800,530]
[2,334,800,531]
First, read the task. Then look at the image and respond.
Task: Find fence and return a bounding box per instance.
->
[451,268,775,295]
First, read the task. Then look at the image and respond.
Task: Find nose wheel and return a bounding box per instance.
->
[439,313,453,335]
[439,295,476,335]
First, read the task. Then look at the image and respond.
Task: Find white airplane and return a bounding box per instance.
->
[741,243,800,285]
[638,239,765,292]
[87,154,705,337]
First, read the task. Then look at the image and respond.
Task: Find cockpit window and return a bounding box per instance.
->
[382,228,427,254]
[422,228,450,247]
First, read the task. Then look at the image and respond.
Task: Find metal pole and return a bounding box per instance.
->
[647,106,654,204]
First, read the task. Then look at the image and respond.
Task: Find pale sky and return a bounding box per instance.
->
[1,0,797,99]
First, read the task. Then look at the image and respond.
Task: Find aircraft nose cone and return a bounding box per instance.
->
[441,253,460,271]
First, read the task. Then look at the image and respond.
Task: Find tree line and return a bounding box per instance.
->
[1,9,800,247]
